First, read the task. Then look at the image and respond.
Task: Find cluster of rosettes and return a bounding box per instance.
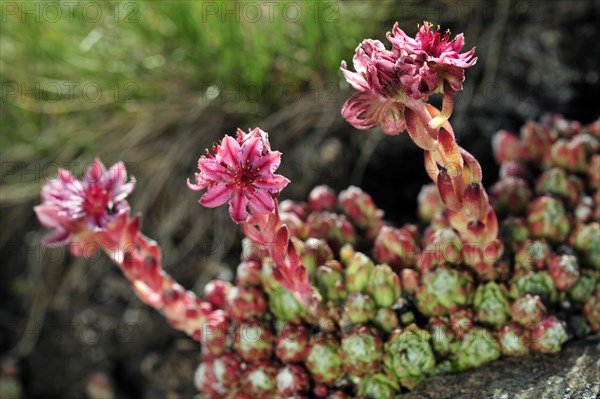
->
[194,115,599,399]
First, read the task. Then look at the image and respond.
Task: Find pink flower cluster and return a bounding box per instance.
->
[341,21,476,135]
[34,159,135,256]
[188,128,289,223]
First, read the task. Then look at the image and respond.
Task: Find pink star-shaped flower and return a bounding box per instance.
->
[188,128,289,223]
[34,159,135,255]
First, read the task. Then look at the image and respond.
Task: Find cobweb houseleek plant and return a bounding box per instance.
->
[35,21,599,398]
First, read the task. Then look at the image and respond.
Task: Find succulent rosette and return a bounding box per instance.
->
[527,196,571,242]
[453,328,501,371]
[233,321,273,362]
[305,334,344,386]
[241,361,278,397]
[490,177,533,216]
[417,184,444,223]
[473,282,512,327]
[357,372,400,399]
[511,294,547,328]
[383,324,436,389]
[497,323,530,356]
[345,252,375,292]
[531,317,568,353]
[194,354,242,397]
[366,264,402,307]
[510,271,557,305]
[340,325,383,378]
[416,266,474,316]
[275,365,311,397]
[374,308,400,333]
[224,286,267,321]
[343,292,376,324]
[275,324,311,363]
[548,254,580,291]
[374,225,420,270]
[268,287,306,323]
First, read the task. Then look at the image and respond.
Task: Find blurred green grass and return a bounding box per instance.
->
[1,1,393,170]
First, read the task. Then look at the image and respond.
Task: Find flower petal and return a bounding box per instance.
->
[228,192,248,223]
[247,189,275,215]
[200,183,232,208]
[254,174,290,191]
[216,136,241,168]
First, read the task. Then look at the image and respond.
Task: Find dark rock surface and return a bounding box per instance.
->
[402,336,600,399]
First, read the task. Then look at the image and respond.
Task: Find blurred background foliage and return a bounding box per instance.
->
[1,0,599,397]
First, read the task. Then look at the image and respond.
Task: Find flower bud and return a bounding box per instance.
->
[345,252,375,293]
[453,328,501,371]
[268,287,306,323]
[343,293,375,324]
[204,280,232,309]
[416,266,474,316]
[490,177,532,216]
[340,325,382,378]
[519,120,555,162]
[531,316,568,353]
[383,324,435,389]
[527,196,570,242]
[316,261,347,303]
[306,334,344,385]
[234,321,273,361]
[357,372,400,399]
[497,323,530,356]
[235,261,262,287]
[511,294,547,327]
[194,354,242,396]
[545,139,582,171]
[492,130,523,163]
[275,324,310,363]
[419,228,462,273]
[473,282,511,327]
[535,168,583,207]
[241,361,278,397]
[374,308,399,333]
[338,186,383,231]
[279,199,310,219]
[225,286,267,321]
[548,254,580,291]
[583,289,600,332]
[309,185,338,212]
[367,264,402,307]
[306,212,357,251]
[510,272,557,305]
[499,160,530,180]
[276,365,311,397]
[374,225,419,270]
[417,184,444,223]
[301,238,334,278]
